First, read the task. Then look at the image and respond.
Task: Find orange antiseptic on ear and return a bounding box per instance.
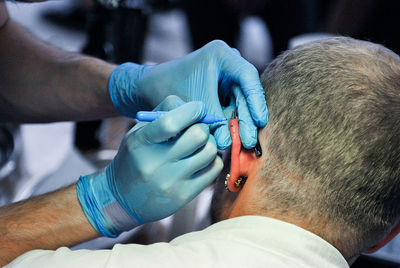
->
[227,116,241,192]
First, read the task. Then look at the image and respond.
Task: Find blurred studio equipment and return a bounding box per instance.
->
[42,0,93,31]
[182,0,318,59]
[74,0,177,166]
[327,0,400,55]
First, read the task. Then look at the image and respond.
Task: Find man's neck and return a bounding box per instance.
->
[227,181,352,263]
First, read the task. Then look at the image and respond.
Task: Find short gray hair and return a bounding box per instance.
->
[259,37,400,256]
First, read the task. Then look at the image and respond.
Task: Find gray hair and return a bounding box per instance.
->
[259,37,400,257]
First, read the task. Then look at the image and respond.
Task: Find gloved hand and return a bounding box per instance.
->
[109,40,268,150]
[77,95,223,237]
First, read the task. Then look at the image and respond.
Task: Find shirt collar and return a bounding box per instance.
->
[203,215,349,268]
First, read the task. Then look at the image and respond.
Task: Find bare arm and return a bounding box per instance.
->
[0,184,99,266]
[0,3,119,123]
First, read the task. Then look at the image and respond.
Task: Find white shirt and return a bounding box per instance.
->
[6,216,349,268]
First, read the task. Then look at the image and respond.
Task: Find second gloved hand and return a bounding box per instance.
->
[108,40,268,150]
[77,96,223,237]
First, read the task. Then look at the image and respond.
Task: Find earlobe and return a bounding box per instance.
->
[224,173,247,192]
[225,149,257,193]
[226,111,262,193]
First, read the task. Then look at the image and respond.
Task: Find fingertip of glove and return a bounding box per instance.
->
[214,126,232,150]
[217,142,231,151]
[214,156,224,172]
[163,95,185,110]
[252,104,269,127]
[240,130,257,149]
[241,138,257,149]
[238,121,257,149]
[231,48,241,56]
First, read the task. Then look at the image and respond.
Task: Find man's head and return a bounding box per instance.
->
[211,37,400,261]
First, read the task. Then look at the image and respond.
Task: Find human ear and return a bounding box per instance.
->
[365,219,400,253]
[225,115,263,192]
[225,148,260,192]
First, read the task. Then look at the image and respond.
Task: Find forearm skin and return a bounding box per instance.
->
[0,4,119,122]
[0,184,99,266]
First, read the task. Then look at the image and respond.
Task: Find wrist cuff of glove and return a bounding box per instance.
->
[77,173,140,238]
[108,62,147,118]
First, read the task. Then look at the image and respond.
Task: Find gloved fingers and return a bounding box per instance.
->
[136,101,207,144]
[154,95,186,112]
[238,80,269,128]
[233,84,258,148]
[222,94,237,118]
[178,156,223,202]
[204,86,231,150]
[223,105,236,121]
[180,135,218,176]
[213,123,231,151]
[213,41,268,127]
[129,95,186,134]
[211,97,236,150]
[212,95,238,151]
[197,41,248,150]
[167,123,210,160]
[231,47,241,56]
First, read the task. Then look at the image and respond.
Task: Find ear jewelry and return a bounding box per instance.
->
[224,174,247,192]
[225,108,262,192]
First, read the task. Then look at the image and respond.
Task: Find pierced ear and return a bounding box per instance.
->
[226,111,261,193]
[225,149,257,193]
[225,173,247,192]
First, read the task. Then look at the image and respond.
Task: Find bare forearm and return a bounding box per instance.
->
[0,16,119,122]
[0,184,99,266]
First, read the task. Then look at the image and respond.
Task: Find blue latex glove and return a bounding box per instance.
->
[109,40,268,149]
[77,96,223,237]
